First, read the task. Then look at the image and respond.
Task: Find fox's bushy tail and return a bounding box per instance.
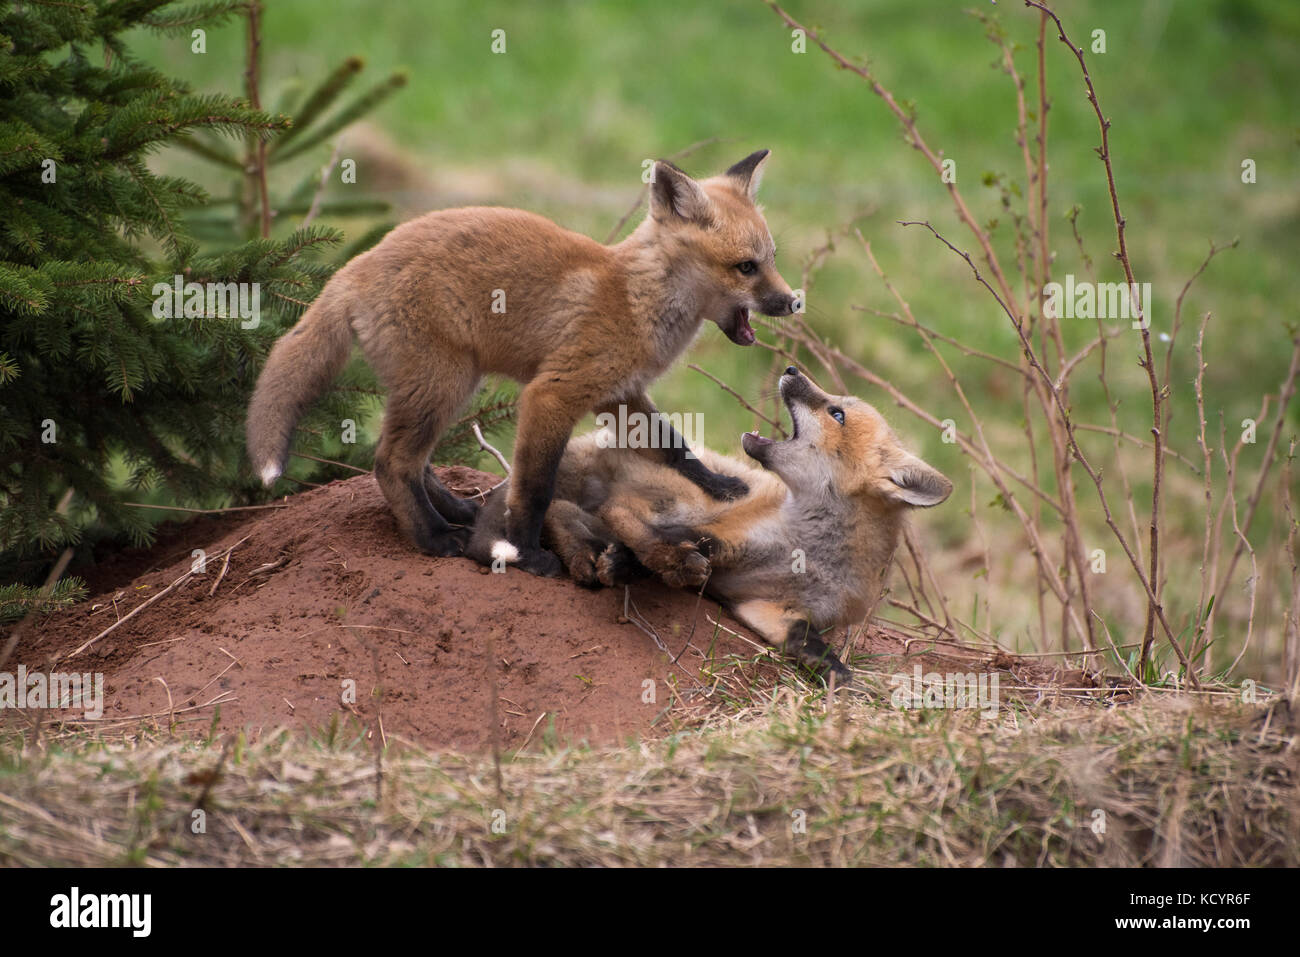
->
[246,293,353,485]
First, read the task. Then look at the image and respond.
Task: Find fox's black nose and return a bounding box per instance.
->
[784,366,799,376]
[759,292,796,317]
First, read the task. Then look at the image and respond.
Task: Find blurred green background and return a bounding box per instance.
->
[130,0,1299,659]
[132,0,1298,433]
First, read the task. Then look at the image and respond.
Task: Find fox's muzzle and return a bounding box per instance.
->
[779,366,827,410]
[759,291,796,316]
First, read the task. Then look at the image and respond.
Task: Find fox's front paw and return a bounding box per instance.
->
[819,656,854,688]
[795,647,853,687]
[562,548,601,587]
[699,472,748,501]
[647,542,710,589]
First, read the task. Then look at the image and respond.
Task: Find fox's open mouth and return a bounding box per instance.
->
[743,373,805,461]
[723,306,756,346]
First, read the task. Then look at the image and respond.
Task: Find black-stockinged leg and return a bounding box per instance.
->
[657,419,749,502]
[784,619,852,685]
[403,474,469,556]
[424,465,480,526]
[504,442,565,577]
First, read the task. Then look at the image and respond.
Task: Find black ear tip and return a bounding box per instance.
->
[726,149,771,178]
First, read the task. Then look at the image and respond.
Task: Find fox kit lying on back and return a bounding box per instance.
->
[468,368,953,681]
[246,150,796,575]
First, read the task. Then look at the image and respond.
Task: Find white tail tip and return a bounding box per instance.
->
[260,464,282,486]
[490,540,520,564]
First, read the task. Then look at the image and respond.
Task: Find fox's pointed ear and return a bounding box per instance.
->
[725,149,771,200]
[649,161,713,224]
[885,455,953,508]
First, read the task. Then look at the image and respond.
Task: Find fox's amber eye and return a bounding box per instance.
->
[736,260,758,275]
[828,406,845,425]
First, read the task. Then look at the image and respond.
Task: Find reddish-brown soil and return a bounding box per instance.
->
[6,470,1100,751]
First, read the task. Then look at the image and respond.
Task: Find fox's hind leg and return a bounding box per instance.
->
[423,465,481,525]
[598,500,710,589]
[541,500,613,586]
[594,543,647,587]
[372,359,479,556]
[541,501,646,587]
[468,487,631,585]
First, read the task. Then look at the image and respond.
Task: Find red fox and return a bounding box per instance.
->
[246,151,795,575]
[467,367,953,681]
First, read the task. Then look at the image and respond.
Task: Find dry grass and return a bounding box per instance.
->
[2,684,1295,867]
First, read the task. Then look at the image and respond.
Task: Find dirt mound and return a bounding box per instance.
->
[8,471,1102,750]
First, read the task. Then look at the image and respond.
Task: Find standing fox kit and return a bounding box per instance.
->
[468,368,953,680]
[247,150,796,574]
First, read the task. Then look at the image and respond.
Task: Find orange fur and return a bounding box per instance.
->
[246,151,795,563]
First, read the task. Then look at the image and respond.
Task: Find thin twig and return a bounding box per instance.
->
[63,535,251,660]
[289,451,370,475]
[301,137,345,229]
[688,364,786,436]
[121,501,288,514]
[472,421,511,475]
